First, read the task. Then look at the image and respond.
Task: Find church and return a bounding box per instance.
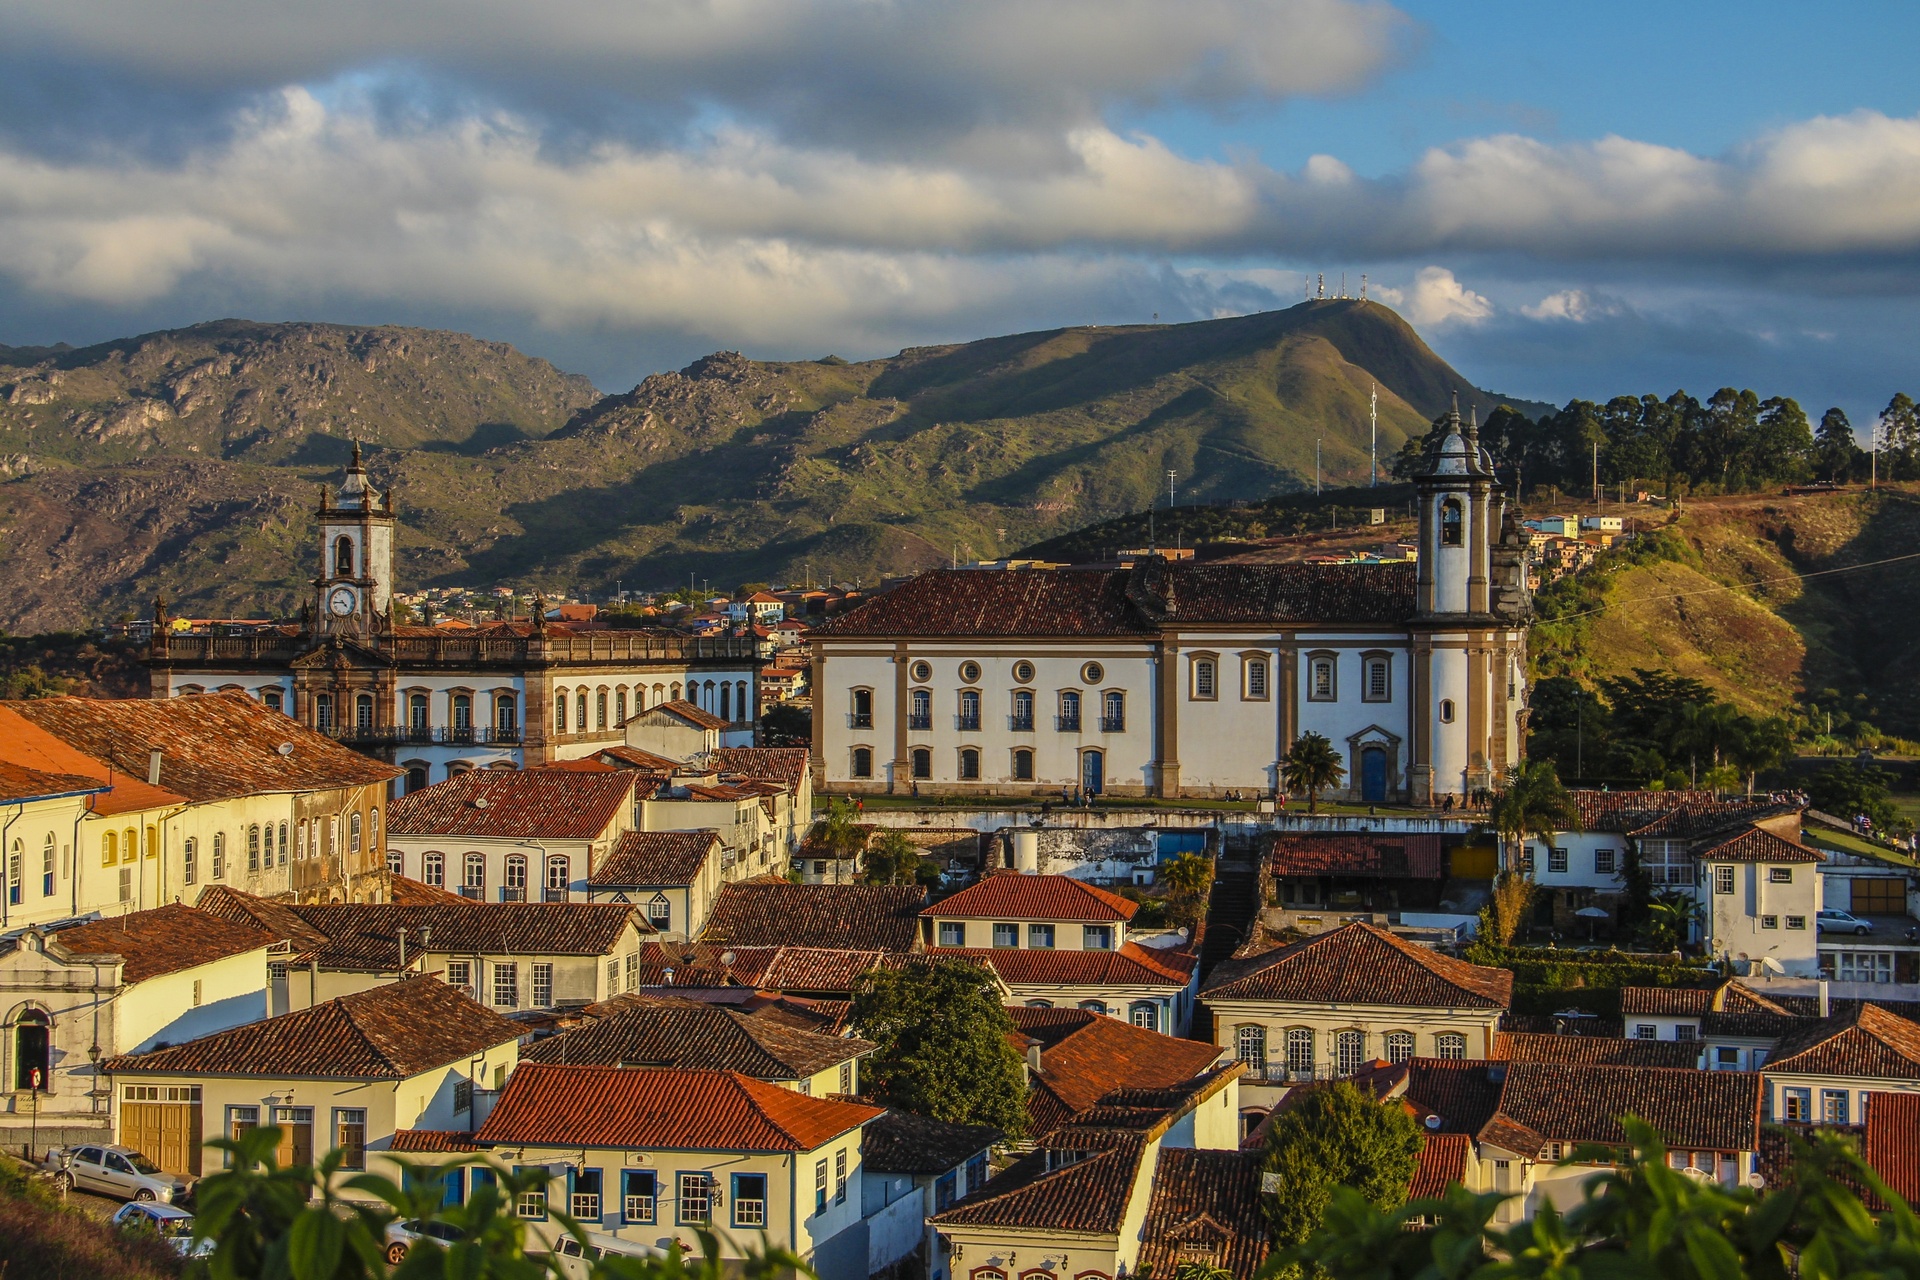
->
[147,446,761,791]
[809,405,1532,803]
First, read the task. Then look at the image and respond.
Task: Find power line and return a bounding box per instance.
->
[1548,549,1920,623]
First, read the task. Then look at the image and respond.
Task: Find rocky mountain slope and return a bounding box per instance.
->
[0,302,1537,630]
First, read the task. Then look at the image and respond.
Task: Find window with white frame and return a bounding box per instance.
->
[531,963,553,1007]
[1835,951,1894,983]
[1594,848,1616,874]
[1308,655,1336,701]
[1548,847,1569,874]
[1769,867,1794,883]
[1192,658,1217,700]
[423,852,444,887]
[463,852,485,896]
[446,960,472,997]
[1284,1027,1314,1073]
[1385,1031,1415,1064]
[1363,655,1390,702]
[1821,1090,1850,1124]
[1244,657,1268,699]
[1434,1032,1467,1060]
[1237,1025,1267,1073]
[1335,1030,1365,1075]
[492,962,518,1008]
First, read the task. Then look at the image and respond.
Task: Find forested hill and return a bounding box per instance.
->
[0,302,1538,630]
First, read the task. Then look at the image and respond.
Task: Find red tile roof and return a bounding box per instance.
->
[1201,921,1511,1009]
[0,706,183,815]
[10,693,399,799]
[590,831,720,888]
[106,978,520,1078]
[1765,1004,1920,1080]
[194,884,333,952]
[389,1130,481,1153]
[0,759,111,806]
[1483,1062,1761,1154]
[590,745,683,772]
[290,902,648,967]
[388,770,638,840]
[926,873,1137,923]
[933,942,1196,990]
[1363,1058,1506,1135]
[474,1063,882,1152]
[1863,1091,1920,1206]
[1569,790,1716,832]
[1408,1133,1472,1200]
[1693,826,1823,864]
[644,699,727,731]
[1006,1007,1225,1135]
[710,748,809,794]
[389,876,474,906]
[1266,833,1445,880]
[702,882,926,952]
[931,1132,1148,1232]
[1493,1033,1701,1069]
[50,904,276,982]
[1135,1148,1272,1277]
[861,1111,1003,1175]
[521,1001,871,1079]
[630,942,906,995]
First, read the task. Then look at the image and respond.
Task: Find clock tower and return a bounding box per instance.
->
[315,442,396,637]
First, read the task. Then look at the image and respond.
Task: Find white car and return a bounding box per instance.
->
[547,1229,667,1278]
[1816,909,1873,936]
[112,1200,214,1257]
[384,1218,466,1265]
[44,1143,192,1203]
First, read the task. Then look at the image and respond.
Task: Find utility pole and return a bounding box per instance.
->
[1592,440,1600,506]
[1315,439,1322,495]
[1167,469,1176,512]
[1370,383,1378,488]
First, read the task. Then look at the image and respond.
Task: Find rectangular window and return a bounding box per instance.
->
[1594,848,1616,874]
[934,1172,957,1214]
[677,1173,711,1225]
[570,1168,602,1221]
[622,1170,657,1223]
[1674,1024,1697,1041]
[211,833,225,879]
[992,922,1018,948]
[1634,1024,1657,1040]
[1548,847,1568,874]
[1769,867,1794,883]
[1785,915,1807,930]
[1363,658,1389,702]
[835,1149,847,1204]
[183,838,197,886]
[1761,915,1778,930]
[1194,660,1216,699]
[227,1105,260,1159]
[1309,657,1335,701]
[1028,924,1055,949]
[334,1109,367,1171]
[531,962,553,1007]
[1783,1088,1812,1122]
[607,958,621,992]
[1244,659,1267,699]
[939,921,967,947]
[1714,866,1736,895]
[732,1173,767,1228]
[1716,1047,1740,1068]
[514,1168,548,1220]
[840,1061,854,1095]
[814,1159,828,1215]
[493,962,519,1008]
[1083,924,1112,950]
[1821,1091,1850,1124]
[446,960,472,996]
[625,952,639,991]
[454,1080,472,1114]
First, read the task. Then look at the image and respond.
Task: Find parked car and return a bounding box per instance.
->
[1817,909,1873,936]
[111,1200,213,1257]
[546,1229,667,1278]
[384,1218,466,1265]
[43,1144,192,1203]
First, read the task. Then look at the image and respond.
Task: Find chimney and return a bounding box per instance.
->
[1818,980,1830,1019]
[1026,1043,1042,1075]
[147,748,163,787]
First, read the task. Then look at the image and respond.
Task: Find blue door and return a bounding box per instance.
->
[1082,751,1104,796]
[1361,747,1388,802]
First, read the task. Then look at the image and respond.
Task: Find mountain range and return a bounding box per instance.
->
[0,302,1544,631]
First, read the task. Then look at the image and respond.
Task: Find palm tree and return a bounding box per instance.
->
[1281,733,1346,814]
[1490,760,1581,869]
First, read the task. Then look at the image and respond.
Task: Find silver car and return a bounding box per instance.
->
[111,1200,214,1257]
[44,1143,192,1203]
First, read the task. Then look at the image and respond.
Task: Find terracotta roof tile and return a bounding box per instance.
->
[931,1133,1147,1232]
[860,1111,1002,1175]
[0,759,111,805]
[106,978,520,1077]
[194,884,332,952]
[288,902,648,967]
[630,942,905,995]
[389,876,474,906]
[1569,790,1717,832]
[389,1130,481,1153]
[1765,1004,1920,1080]
[1483,1062,1761,1153]
[10,693,398,799]
[702,882,926,952]
[642,699,727,731]
[932,942,1195,990]
[1201,921,1511,1009]
[0,706,183,814]
[49,904,276,982]
[1693,826,1823,864]
[590,831,719,888]
[1136,1148,1272,1278]
[1493,1033,1702,1069]
[709,748,809,794]
[1628,800,1796,840]
[1006,1006,1226,1134]
[1266,833,1445,880]
[388,770,638,840]
[1408,1133,1472,1200]
[1863,1091,1920,1206]
[521,1001,871,1079]
[590,745,683,771]
[474,1063,882,1152]
[1394,1059,1506,1134]
[926,873,1137,923]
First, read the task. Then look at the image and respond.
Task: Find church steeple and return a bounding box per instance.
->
[314,447,397,637]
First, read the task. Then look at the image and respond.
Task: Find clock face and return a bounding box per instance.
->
[328,586,358,616]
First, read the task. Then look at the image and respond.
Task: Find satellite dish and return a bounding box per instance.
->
[277,743,295,756]
[721,951,737,966]
[1424,1115,1442,1131]
[1749,1172,1766,1190]
[472,797,490,809]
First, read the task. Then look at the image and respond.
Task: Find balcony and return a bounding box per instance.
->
[1008,715,1035,732]
[458,886,484,901]
[542,888,570,903]
[955,715,981,732]
[850,712,873,729]
[1056,714,1082,732]
[908,714,932,731]
[499,887,526,903]
[1100,714,1126,733]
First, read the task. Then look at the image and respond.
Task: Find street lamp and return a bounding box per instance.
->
[87,1044,102,1116]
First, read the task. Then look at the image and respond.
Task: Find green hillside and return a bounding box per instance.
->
[0,301,1541,630]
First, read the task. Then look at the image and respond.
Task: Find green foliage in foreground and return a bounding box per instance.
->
[186,1126,805,1280]
[1262,1084,1423,1273]
[1272,1121,1919,1280]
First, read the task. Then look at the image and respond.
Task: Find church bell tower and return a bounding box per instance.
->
[314,442,396,638]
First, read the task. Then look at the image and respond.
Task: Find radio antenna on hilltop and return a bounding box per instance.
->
[1360,273,1368,302]
[1340,272,1347,299]
[1316,273,1326,300]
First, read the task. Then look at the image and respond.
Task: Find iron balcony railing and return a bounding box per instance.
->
[322,724,524,746]
[1057,714,1081,732]
[850,712,873,729]
[1009,715,1035,732]
[1100,714,1126,732]
[907,714,932,730]
[955,715,981,731]
[156,631,758,666]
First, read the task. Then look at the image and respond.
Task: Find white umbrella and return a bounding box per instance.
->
[1574,905,1609,941]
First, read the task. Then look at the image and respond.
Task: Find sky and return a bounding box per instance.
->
[3,1,1919,426]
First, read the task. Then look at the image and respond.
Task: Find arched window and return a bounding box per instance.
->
[279,821,289,864]
[1102,691,1125,731]
[102,830,118,867]
[13,1010,50,1092]
[1024,999,1054,1009]
[545,855,569,902]
[247,825,261,872]
[1385,1031,1415,1064]
[370,808,380,845]
[1237,1025,1267,1073]
[181,837,197,887]
[314,693,334,730]
[958,748,980,781]
[335,535,355,576]
[262,688,285,714]
[409,692,430,733]
[1079,1001,1108,1016]
[145,824,158,860]
[554,693,569,734]
[1336,1029,1365,1075]
[909,689,931,728]
[355,693,374,732]
[576,688,589,731]
[1058,690,1081,731]
[737,681,750,722]
[1194,658,1217,700]
[1011,748,1034,781]
[957,690,980,730]
[7,840,22,906]
[349,812,363,854]
[1439,699,1456,724]
[596,690,608,730]
[1440,498,1463,546]
[911,748,932,780]
[211,832,225,879]
[423,852,445,887]
[1128,1002,1159,1032]
[123,827,137,866]
[1284,1027,1314,1074]
[1011,689,1033,730]
[504,854,528,902]
[851,747,873,779]
[616,688,628,724]
[648,893,671,929]
[1434,1032,1467,1060]
[635,685,649,712]
[262,822,275,867]
[670,682,682,701]
[719,682,731,722]
[387,848,402,877]
[42,833,55,897]
[462,852,486,898]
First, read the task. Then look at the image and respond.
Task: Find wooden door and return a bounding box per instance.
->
[122,1102,203,1176]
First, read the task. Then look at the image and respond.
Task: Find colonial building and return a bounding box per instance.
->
[146,446,760,789]
[810,404,1530,802]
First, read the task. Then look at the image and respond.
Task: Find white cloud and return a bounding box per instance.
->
[1522,289,1591,322]
[1390,266,1492,326]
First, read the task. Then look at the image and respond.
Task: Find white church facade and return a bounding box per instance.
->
[148,446,760,790]
[809,407,1532,803]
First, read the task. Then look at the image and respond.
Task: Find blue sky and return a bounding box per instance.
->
[1,1,1918,427]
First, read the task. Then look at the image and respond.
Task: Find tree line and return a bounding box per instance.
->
[1395,389,1920,494]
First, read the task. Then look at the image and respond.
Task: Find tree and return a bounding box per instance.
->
[1261,1082,1424,1271]
[188,1124,804,1280]
[1490,761,1580,855]
[1268,1121,1920,1280]
[1808,760,1900,833]
[1158,852,1215,932]
[1281,733,1347,814]
[1880,392,1920,479]
[1815,407,1858,482]
[808,798,866,865]
[861,830,940,888]
[850,958,1028,1137]
[758,703,810,747]
[1637,889,1700,953]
